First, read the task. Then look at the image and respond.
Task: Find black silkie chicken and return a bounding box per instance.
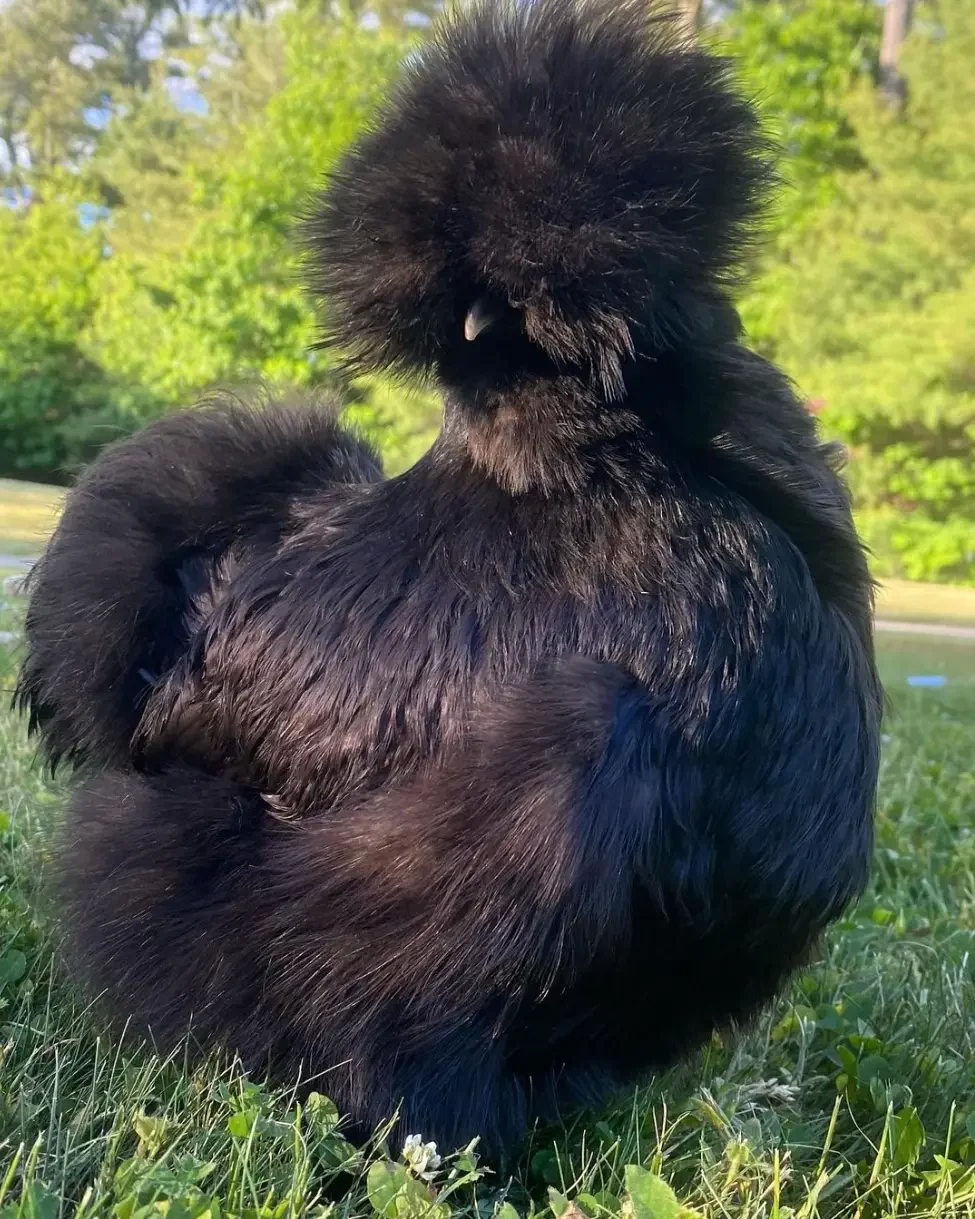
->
[17,0,882,1158]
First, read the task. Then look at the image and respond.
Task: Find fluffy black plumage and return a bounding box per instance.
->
[18,393,381,770]
[305,0,771,398]
[17,0,881,1161]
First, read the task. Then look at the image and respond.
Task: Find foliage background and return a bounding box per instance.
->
[1,0,973,581]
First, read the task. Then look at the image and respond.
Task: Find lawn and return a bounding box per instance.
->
[876,581,975,630]
[1,595,975,1216]
[0,480,64,560]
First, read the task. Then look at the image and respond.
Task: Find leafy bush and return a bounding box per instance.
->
[721,0,881,229]
[0,188,131,479]
[0,10,439,480]
[86,8,441,470]
[739,0,975,582]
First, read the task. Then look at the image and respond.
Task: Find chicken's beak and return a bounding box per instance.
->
[464,298,498,341]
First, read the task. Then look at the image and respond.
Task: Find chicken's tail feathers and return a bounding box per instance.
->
[16,391,381,770]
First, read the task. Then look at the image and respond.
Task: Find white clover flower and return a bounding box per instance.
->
[402,1134,442,1179]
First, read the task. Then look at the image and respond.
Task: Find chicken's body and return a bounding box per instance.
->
[17,0,881,1158]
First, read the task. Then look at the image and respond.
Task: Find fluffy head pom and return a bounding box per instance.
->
[304,0,773,396]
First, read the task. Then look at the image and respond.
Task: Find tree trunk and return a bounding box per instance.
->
[879,0,913,109]
[678,0,702,39]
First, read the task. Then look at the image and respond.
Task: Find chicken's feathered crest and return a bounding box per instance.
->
[304,0,773,397]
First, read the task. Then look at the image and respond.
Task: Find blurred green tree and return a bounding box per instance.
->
[0,0,264,185]
[0,3,439,475]
[718,0,882,232]
[87,6,440,470]
[741,0,975,580]
[0,180,119,478]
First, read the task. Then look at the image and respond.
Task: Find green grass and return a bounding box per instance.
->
[0,480,63,560]
[876,580,975,629]
[2,597,975,1216]
[0,479,64,559]
[873,634,975,686]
